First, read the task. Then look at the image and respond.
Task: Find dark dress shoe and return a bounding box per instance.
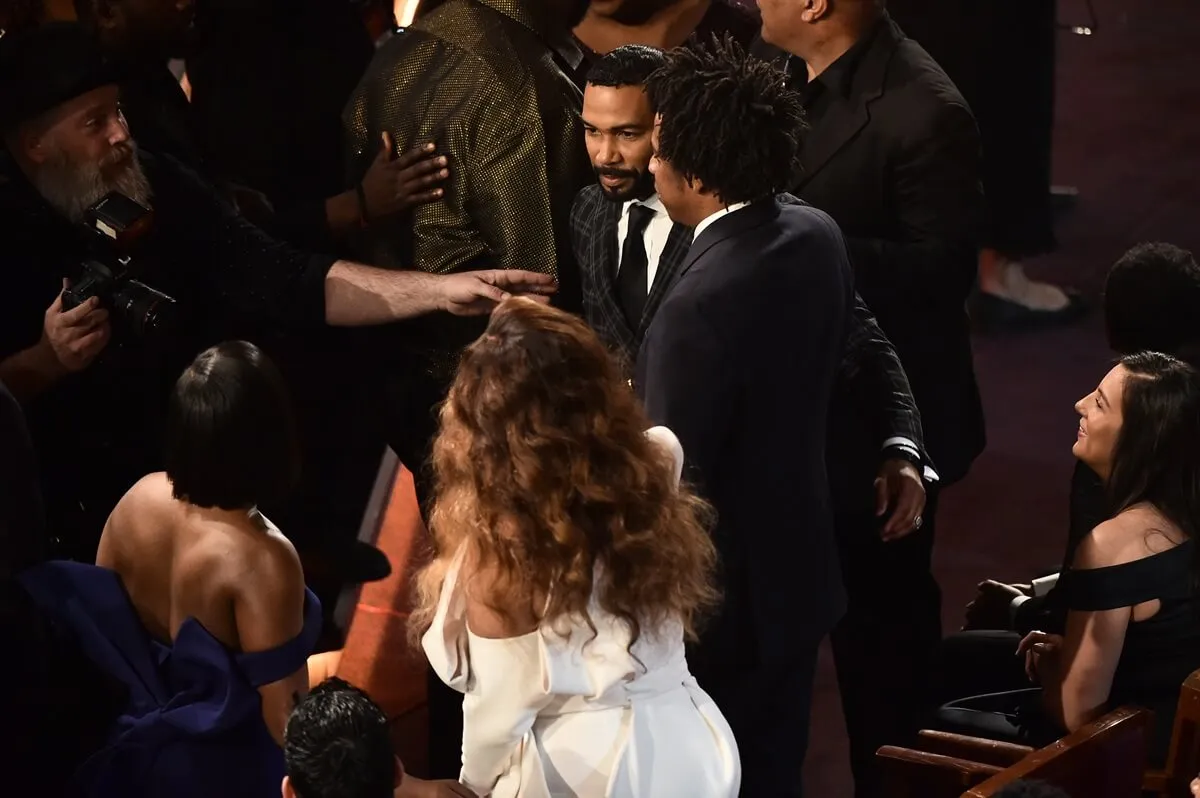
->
[970,289,1090,333]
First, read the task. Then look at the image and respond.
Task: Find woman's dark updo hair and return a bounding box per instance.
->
[164,341,300,511]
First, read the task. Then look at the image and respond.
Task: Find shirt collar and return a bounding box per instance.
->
[693,201,750,241]
[807,15,886,97]
[622,194,666,218]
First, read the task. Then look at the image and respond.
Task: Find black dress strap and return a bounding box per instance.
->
[1063,541,1195,611]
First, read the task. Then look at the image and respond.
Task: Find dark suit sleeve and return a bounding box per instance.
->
[839,291,926,455]
[640,299,735,491]
[845,101,983,311]
[569,188,591,280]
[0,380,45,577]
[1013,592,1047,635]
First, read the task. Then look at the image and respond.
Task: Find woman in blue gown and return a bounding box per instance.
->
[18,341,322,797]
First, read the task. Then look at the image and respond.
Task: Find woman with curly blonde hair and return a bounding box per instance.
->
[411,298,740,798]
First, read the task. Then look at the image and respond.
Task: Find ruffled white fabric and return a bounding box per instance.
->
[422,427,739,797]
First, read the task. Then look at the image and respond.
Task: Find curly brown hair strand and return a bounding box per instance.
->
[408,298,719,651]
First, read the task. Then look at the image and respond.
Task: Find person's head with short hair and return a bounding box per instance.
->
[1073,351,1200,547]
[644,35,805,227]
[1104,242,1200,356]
[282,677,402,798]
[0,22,151,221]
[582,44,666,203]
[164,340,300,512]
[757,0,885,63]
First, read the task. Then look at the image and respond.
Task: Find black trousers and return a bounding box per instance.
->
[383,368,465,779]
[888,0,1059,257]
[691,645,821,798]
[934,630,1029,706]
[830,487,943,798]
[932,631,1063,748]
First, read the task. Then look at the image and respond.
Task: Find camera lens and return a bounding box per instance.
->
[110,281,177,335]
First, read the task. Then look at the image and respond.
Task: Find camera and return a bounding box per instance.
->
[61,192,176,335]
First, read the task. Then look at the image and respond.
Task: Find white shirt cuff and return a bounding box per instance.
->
[881,436,939,483]
[1031,573,1059,597]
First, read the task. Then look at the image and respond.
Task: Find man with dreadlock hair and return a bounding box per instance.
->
[636,35,853,796]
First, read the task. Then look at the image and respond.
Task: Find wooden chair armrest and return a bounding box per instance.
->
[916,729,1035,767]
[1141,768,1168,793]
[877,745,1003,798]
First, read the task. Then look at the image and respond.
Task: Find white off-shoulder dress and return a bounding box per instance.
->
[422,427,740,798]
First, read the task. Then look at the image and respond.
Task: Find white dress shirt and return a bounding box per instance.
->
[692,201,750,241]
[616,195,673,294]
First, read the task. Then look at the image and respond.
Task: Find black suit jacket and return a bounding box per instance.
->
[636,197,853,668]
[573,185,927,457]
[756,16,986,484]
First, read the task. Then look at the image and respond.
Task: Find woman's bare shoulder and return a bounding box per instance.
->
[110,472,174,516]
[1074,506,1184,570]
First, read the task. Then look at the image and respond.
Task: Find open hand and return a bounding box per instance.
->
[439,270,558,316]
[1017,630,1063,682]
[874,458,926,541]
[360,132,448,220]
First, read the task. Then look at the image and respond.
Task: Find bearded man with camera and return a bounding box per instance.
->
[0,23,556,565]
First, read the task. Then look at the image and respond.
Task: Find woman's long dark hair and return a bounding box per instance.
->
[1106,352,1200,555]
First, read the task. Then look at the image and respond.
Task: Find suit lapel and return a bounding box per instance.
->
[678,199,783,280]
[638,221,691,334]
[794,18,901,189]
[592,199,637,344]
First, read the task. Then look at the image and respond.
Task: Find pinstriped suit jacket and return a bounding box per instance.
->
[570,185,928,464]
[570,184,691,373]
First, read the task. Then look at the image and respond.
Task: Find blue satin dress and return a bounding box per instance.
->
[17,560,322,797]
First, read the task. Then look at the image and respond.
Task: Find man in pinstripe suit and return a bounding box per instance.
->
[571,46,689,368]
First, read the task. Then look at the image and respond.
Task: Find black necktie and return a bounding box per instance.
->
[617,203,655,328]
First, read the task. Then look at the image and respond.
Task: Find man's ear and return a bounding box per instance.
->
[393,755,405,788]
[10,124,49,167]
[802,0,831,22]
[281,775,296,798]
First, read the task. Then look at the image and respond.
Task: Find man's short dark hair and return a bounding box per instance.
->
[1104,242,1200,355]
[645,35,806,205]
[164,340,299,511]
[587,44,667,89]
[284,678,396,798]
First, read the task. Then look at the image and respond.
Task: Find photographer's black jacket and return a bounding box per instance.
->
[0,150,335,559]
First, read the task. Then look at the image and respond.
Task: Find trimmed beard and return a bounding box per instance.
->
[32,141,153,223]
[595,165,656,203]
